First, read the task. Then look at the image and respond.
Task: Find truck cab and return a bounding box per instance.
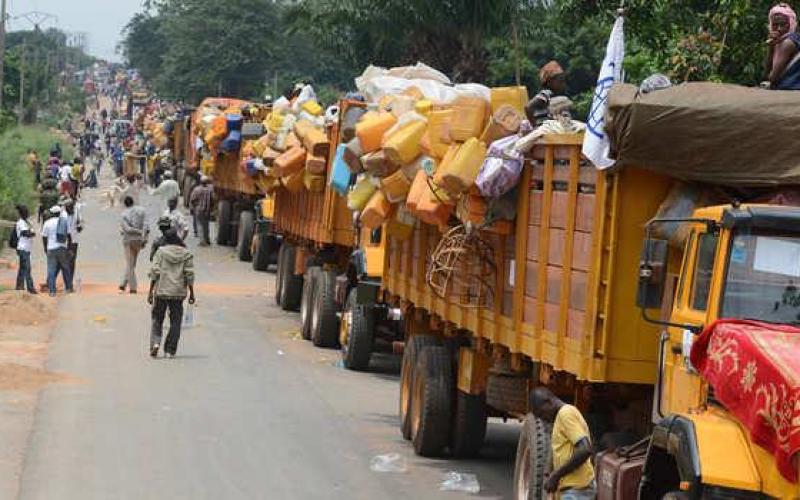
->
[639,203,800,498]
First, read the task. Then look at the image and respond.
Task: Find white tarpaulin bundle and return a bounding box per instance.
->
[355,62,490,104]
[582,16,625,170]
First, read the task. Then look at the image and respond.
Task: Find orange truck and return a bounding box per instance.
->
[374,82,800,499]
[271,100,393,352]
[183,97,279,265]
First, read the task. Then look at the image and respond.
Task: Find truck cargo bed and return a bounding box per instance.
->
[384,135,672,383]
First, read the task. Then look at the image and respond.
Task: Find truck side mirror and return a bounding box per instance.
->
[637,238,669,310]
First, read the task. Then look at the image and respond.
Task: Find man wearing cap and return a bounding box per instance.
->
[42,205,74,296]
[150,215,186,261]
[119,195,149,294]
[150,169,180,211]
[526,60,567,127]
[190,175,214,246]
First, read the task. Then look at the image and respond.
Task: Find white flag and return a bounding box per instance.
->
[582,16,625,170]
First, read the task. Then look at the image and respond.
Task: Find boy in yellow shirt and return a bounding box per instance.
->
[529,387,596,499]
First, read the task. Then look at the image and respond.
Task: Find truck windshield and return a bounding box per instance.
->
[721,229,800,324]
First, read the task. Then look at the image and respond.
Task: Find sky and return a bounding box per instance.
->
[6,0,145,62]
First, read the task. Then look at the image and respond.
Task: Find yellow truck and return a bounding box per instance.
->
[186,98,277,264]
[380,81,800,499]
[272,99,398,356]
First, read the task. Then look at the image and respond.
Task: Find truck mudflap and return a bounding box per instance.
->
[641,413,765,499]
[641,415,701,499]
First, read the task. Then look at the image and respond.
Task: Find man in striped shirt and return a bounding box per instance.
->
[189,175,214,246]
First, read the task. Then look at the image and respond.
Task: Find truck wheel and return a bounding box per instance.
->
[279,244,303,311]
[216,199,232,246]
[237,211,255,262]
[252,230,271,272]
[300,267,319,340]
[275,244,286,306]
[450,391,488,458]
[311,270,339,347]
[341,288,374,371]
[513,415,552,500]
[411,346,453,457]
[400,335,440,440]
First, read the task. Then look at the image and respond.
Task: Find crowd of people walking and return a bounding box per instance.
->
[10,102,203,359]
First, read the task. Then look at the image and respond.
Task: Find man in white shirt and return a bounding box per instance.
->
[42,205,73,296]
[14,205,37,294]
[164,197,188,240]
[150,170,180,211]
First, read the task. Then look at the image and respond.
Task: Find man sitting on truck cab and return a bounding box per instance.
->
[529,387,596,499]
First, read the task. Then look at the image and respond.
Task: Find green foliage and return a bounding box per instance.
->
[0,126,72,223]
[122,0,786,117]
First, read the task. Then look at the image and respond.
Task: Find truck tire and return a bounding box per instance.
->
[513,415,552,500]
[275,244,286,306]
[310,270,339,348]
[411,346,453,457]
[252,230,271,272]
[450,391,488,458]
[279,244,303,311]
[400,335,440,440]
[237,211,255,262]
[300,267,319,340]
[341,288,374,371]
[216,199,232,246]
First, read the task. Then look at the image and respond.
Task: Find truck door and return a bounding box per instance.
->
[660,228,719,416]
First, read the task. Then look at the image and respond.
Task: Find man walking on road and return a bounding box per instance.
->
[190,175,214,246]
[151,169,180,210]
[42,205,74,296]
[528,387,596,499]
[150,215,186,261]
[119,196,149,294]
[164,197,189,240]
[148,229,195,358]
[13,204,37,294]
[62,199,84,277]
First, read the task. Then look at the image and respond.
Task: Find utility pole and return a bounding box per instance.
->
[0,0,8,110]
[18,38,24,123]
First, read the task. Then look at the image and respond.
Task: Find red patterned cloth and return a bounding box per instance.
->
[690,319,800,482]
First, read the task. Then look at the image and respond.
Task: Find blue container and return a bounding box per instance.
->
[330,144,352,196]
[226,114,243,132]
[221,130,242,153]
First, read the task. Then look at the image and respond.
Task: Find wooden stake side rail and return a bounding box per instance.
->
[384,134,669,383]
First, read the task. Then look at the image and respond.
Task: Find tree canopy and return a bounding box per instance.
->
[121,0,783,111]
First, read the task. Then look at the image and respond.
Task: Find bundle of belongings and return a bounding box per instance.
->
[327,62,586,238]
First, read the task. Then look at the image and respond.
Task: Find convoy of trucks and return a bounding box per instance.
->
[143,67,800,499]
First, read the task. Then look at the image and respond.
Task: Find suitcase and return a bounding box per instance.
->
[596,438,648,500]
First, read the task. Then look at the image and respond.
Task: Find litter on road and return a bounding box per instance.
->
[369,453,407,473]
[439,472,480,494]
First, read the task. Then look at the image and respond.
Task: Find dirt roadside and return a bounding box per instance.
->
[0,252,78,499]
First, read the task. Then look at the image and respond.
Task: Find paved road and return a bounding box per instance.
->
[11,174,519,499]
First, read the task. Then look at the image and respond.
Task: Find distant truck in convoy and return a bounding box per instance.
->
[184,97,280,268]
[352,81,800,499]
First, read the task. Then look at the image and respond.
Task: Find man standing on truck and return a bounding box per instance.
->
[190,175,214,247]
[526,61,568,126]
[529,387,596,499]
